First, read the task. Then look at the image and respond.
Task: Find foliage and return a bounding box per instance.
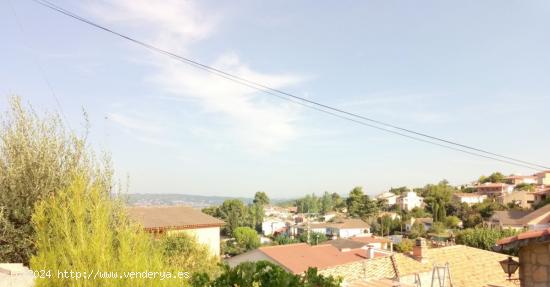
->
[274,235,300,245]
[428,222,447,235]
[456,228,519,251]
[474,200,507,218]
[479,172,505,184]
[207,199,249,236]
[0,97,110,265]
[409,207,430,219]
[31,173,187,287]
[431,198,446,223]
[394,239,414,253]
[299,232,328,245]
[444,216,461,229]
[515,183,535,192]
[377,215,401,236]
[233,227,260,250]
[253,191,270,206]
[192,261,342,287]
[161,234,220,277]
[409,222,426,239]
[534,197,550,210]
[346,187,379,219]
[296,193,320,214]
[417,180,456,218]
[389,186,409,195]
[320,191,334,214]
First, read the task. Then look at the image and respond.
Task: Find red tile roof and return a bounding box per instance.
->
[258,243,370,274]
[127,205,224,230]
[497,227,550,246]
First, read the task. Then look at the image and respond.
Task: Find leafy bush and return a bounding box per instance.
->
[444,216,461,228]
[31,173,187,287]
[192,261,342,287]
[299,232,328,245]
[0,97,106,264]
[161,234,220,277]
[274,235,300,245]
[394,239,414,253]
[233,226,260,250]
[456,228,519,251]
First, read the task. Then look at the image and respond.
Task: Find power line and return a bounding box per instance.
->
[8,0,71,129]
[30,0,549,171]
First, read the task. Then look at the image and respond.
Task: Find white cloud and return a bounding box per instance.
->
[90,0,303,152]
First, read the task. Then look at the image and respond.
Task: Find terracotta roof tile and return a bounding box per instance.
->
[127,205,224,230]
[258,243,368,274]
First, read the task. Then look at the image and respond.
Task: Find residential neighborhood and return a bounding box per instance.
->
[1,1,549,287]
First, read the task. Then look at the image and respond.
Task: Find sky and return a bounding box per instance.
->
[1,0,549,198]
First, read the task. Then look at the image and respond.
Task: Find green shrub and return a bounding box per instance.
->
[233,226,260,250]
[394,239,414,253]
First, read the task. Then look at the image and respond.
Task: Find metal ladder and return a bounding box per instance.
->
[431,263,453,287]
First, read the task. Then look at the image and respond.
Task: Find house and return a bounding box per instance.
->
[533,186,550,206]
[320,239,516,287]
[452,192,487,205]
[486,204,550,231]
[498,190,535,209]
[351,235,392,250]
[497,227,550,287]
[225,243,385,274]
[290,218,371,239]
[535,170,550,185]
[377,192,399,206]
[405,217,433,232]
[261,218,287,236]
[127,205,224,256]
[475,182,514,197]
[505,175,537,185]
[396,192,424,211]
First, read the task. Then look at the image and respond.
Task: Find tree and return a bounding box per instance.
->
[274,235,299,245]
[444,216,461,229]
[394,239,414,253]
[389,186,408,195]
[296,194,320,214]
[479,172,505,184]
[331,192,346,211]
[194,261,342,287]
[409,222,426,239]
[233,227,260,250]
[161,234,220,277]
[346,187,365,218]
[346,187,379,219]
[218,199,250,236]
[299,232,327,245]
[31,173,187,287]
[0,97,107,264]
[253,191,270,206]
[320,192,334,214]
[456,228,519,252]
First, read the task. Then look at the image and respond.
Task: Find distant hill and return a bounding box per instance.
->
[126,193,253,208]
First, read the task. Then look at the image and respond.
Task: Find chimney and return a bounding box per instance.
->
[412,238,428,262]
[367,244,375,259]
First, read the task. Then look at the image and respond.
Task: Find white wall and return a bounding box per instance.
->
[169,227,221,256]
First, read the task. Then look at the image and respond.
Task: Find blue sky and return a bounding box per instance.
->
[1,0,549,198]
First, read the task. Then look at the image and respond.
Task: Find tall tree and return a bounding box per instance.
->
[0,97,107,264]
[320,191,334,214]
[346,187,365,218]
[218,199,250,236]
[253,191,270,206]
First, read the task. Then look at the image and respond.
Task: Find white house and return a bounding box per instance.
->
[127,205,224,256]
[452,192,487,205]
[377,192,399,206]
[397,192,424,211]
[290,218,371,239]
[262,219,287,236]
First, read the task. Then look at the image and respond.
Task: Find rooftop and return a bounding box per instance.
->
[258,243,371,274]
[127,205,224,230]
